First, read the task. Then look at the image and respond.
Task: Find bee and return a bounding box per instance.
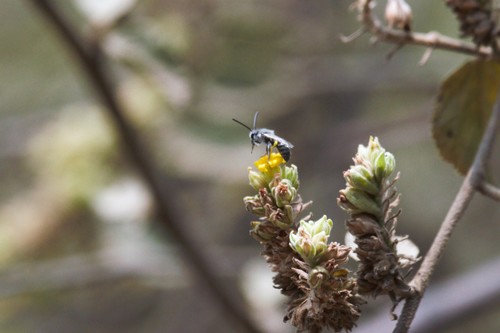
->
[232,112,294,161]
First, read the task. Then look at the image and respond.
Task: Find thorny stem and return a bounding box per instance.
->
[355,0,492,59]
[28,2,263,333]
[394,91,500,333]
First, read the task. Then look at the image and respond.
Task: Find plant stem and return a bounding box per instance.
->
[28,2,262,333]
[393,89,500,333]
[478,181,500,201]
[356,0,491,58]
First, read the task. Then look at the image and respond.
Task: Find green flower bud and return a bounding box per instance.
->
[345,165,379,195]
[367,136,382,153]
[337,194,365,215]
[248,168,268,191]
[356,143,370,162]
[358,136,383,162]
[374,151,395,180]
[281,164,299,189]
[312,215,333,236]
[272,179,297,207]
[342,188,381,217]
[289,215,333,266]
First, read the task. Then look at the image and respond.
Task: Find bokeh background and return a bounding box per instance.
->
[0,1,499,332]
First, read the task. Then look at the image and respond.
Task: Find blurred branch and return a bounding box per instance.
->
[27,2,262,333]
[353,256,500,333]
[0,251,164,298]
[0,245,256,299]
[394,88,500,333]
[478,180,500,201]
[349,0,491,59]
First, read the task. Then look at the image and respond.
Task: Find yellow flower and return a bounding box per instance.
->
[254,153,285,174]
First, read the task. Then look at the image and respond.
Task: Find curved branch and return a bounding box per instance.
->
[477,180,500,201]
[394,89,500,332]
[27,2,262,333]
[348,256,500,333]
[355,0,492,58]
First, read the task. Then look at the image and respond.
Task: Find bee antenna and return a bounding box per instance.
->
[252,111,260,130]
[232,118,252,131]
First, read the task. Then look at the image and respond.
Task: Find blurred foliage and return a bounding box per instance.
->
[28,105,118,205]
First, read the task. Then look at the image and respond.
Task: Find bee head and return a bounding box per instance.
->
[250,130,264,143]
[250,130,263,153]
[232,112,263,154]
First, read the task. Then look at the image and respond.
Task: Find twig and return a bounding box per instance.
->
[355,0,492,59]
[348,256,500,333]
[477,180,500,201]
[393,90,500,333]
[403,256,500,333]
[27,2,263,333]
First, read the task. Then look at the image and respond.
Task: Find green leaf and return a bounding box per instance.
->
[433,60,500,175]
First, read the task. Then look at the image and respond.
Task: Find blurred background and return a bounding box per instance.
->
[0,0,499,332]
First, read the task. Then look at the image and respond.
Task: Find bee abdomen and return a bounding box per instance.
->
[277,144,291,161]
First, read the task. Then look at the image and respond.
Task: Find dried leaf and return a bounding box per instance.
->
[433,60,500,174]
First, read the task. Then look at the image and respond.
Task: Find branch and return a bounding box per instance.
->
[354,0,492,59]
[348,256,500,333]
[477,180,500,201]
[27,2,262,333]
[393,89,500,333]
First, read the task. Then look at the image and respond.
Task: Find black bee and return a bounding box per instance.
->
[232,112,294,161]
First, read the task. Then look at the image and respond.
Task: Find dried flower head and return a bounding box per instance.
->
[445,0,500,47]
[243,154,364,332]
[288,216,365,332]
[337,137,419,308]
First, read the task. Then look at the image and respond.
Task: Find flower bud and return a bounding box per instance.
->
[281,164,299,189]
[248,168,268,191]
[374,151,395,180]
[305,215,333,237]
[289,216,333,266]
[272,179,297,207]
[360,136,382,161]
[337,193,365,215]
[385,0,412,31]
[341,188,381,217]
[345,165,379,195]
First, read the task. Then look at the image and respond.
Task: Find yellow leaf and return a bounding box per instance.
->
[433,60,500,175]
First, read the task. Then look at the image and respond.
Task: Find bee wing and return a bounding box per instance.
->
[264,133,294,148]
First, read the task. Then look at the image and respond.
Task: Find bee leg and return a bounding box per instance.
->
[272,141,279,154]
[266,142,272,159]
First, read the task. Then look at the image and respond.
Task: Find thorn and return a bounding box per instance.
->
[419,47,434,66]
[386,43,405,61]
[339,28,365,43]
